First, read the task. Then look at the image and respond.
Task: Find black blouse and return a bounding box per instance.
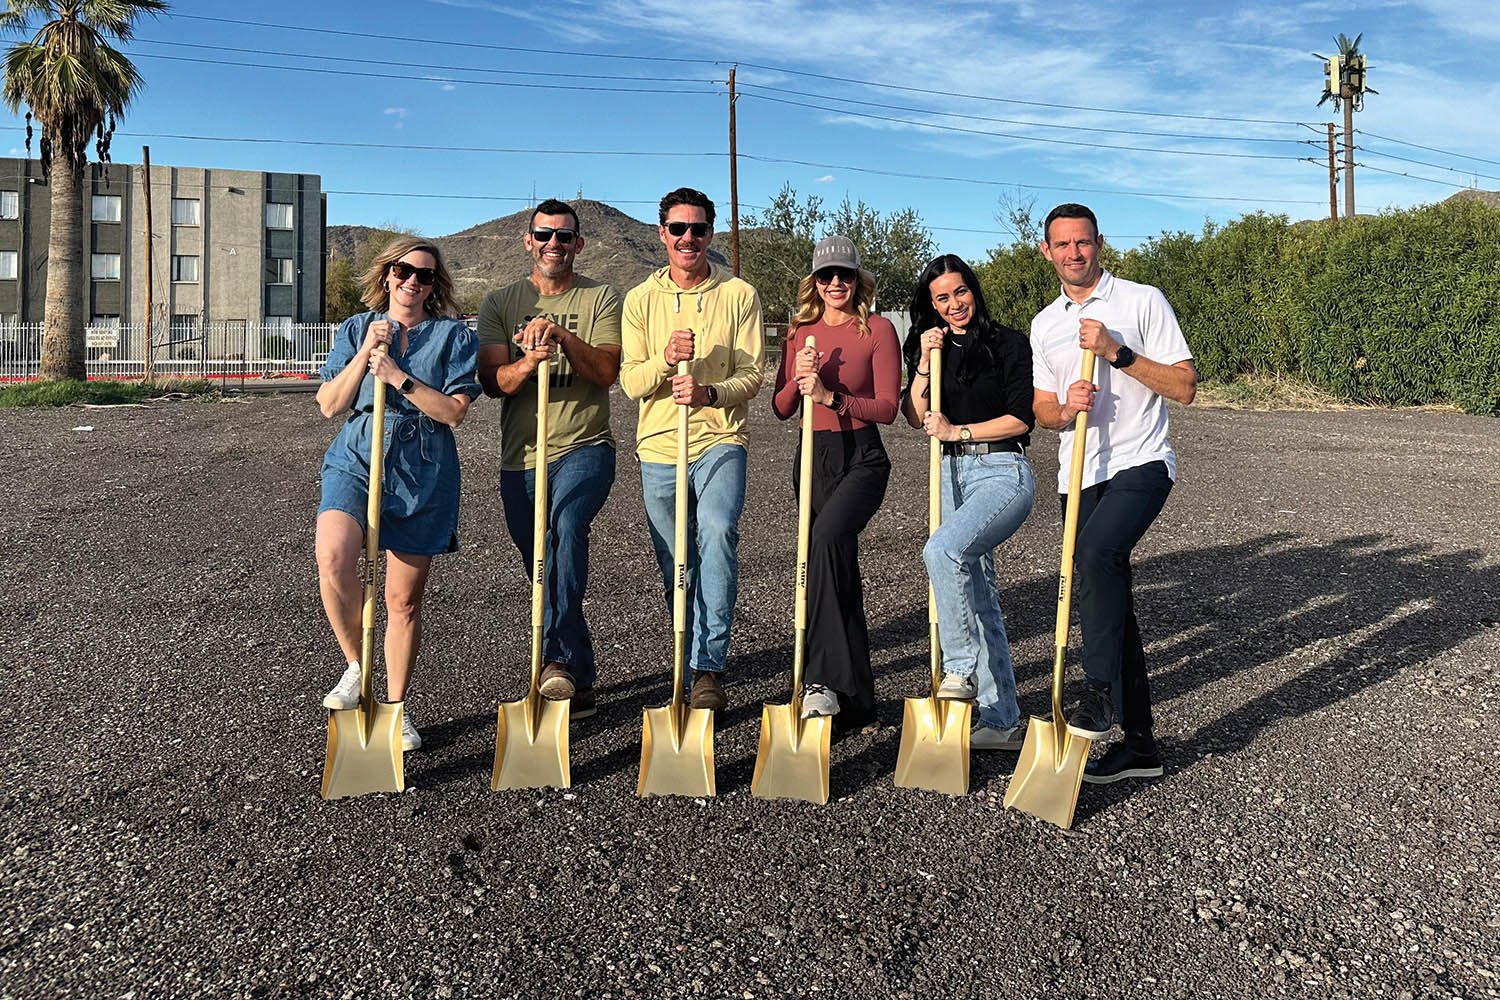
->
[938,326,1036,448]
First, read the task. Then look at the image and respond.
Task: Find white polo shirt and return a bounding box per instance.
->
[1030,269,1193,494]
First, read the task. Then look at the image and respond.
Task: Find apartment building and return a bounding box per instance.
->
[0,156,324,359]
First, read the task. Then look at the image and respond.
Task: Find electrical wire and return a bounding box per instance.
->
[1353,145,1500,185]
[1357,130,1500,170]
[116,131,722,158]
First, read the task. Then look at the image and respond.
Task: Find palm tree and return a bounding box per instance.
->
[1,0,168,381]
[1313,32,1377,219]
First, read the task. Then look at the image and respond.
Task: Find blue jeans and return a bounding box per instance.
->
[639,444,747,674]
[500,443,616,689]
[923,450,1035,729]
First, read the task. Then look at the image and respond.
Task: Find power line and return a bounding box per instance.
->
[739,153,1327,206]
[168,13,720,65]
[739,92,1306,162]
[116,131,723,158]
[130,52,716,96]
[130,38,719,86]
[1356,162,1472,190]
[1357,130,1500,170]
[738,82,1307,146]
[1354,145,1500,184]
[736,63,1306,127]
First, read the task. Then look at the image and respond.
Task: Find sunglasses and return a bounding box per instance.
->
[389,261,437,286]
[531,227,578,245]
[814,267,858,285]
[664,220,711,238]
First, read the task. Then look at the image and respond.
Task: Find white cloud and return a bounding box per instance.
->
[815,175,833,183]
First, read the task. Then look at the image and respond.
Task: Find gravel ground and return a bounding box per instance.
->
[2,389,1497,999]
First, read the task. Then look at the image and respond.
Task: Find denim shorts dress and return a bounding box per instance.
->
[317,311,481,556]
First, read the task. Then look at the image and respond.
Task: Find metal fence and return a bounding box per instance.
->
[0,322,336,382]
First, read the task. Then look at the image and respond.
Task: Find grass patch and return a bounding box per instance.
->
[1194,373,1461,412]
[0,378,217,407]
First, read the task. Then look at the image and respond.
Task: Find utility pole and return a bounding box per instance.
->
[1326,124,1338,223]
[142,145,154,383]
[728,66,740,277]
[1341,87,1355,219]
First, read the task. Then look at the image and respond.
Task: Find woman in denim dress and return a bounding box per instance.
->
[901,254,1037,751]
[314,237,481,751]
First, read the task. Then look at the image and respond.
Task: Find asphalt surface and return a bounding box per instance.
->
[2,389,1497,999]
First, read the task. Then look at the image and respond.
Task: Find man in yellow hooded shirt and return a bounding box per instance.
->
[620,187,765,711]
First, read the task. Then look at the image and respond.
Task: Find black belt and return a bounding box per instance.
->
[941,439,1024,456]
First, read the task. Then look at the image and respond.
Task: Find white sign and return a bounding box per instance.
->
[86,328,119,348]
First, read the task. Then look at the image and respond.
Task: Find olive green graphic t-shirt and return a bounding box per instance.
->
[476,276,623,471]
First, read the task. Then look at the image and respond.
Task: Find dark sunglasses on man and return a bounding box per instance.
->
[664,220,711,238]
[531,227,578,245]
[389,261,437,286]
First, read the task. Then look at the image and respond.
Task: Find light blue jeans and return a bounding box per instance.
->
[922,450,1035,729]
[639,444,747,674]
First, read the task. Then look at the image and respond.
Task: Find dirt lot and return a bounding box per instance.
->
[1,389,1496,999]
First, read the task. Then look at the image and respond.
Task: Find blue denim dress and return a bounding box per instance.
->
[317,311,481,555]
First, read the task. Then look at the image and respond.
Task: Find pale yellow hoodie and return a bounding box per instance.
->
[620,263,765,464]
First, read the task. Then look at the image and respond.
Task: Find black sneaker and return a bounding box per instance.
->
[1065,686,1113,740]
[570,687,596,720]
[1082,742,1164,784]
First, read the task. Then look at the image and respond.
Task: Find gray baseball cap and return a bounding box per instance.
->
[809,235,875,285]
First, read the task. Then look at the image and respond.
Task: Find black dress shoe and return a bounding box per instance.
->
[1082,742,1165,784]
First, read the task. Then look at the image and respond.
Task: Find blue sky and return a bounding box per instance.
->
[3,0,1496,260]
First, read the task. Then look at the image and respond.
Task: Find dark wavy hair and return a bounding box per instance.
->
[903,254,1002,385]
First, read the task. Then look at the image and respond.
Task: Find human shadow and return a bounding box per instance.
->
[1065,530,1496,821]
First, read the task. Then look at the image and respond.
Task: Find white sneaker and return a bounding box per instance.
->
[401,712,421,751]
[322,663,362,710]
[800,684,840,719]
[936,673,977,700]
[971,720,1027,750]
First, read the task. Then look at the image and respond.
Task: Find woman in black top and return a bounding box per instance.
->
[901,254,1037,750]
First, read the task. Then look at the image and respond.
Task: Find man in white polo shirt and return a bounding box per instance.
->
[1030,203,1198,785]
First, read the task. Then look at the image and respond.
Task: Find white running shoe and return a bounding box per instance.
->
[971,720,1027,750]
[322,663,362,711]
[401,712,421,751]
[800,684,840,719]
[936,673,978,701]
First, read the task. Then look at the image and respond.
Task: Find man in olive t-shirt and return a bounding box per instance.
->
[477,198,622,718]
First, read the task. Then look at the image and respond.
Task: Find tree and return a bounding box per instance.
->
[738,183,934,322]
[324,225,416,322]
[2,0,169,381]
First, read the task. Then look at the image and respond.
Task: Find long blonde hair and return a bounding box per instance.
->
[359,236,457,317]
[789,270,877,337]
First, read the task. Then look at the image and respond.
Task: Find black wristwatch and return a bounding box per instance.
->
[829,390,846,412]
[397,375,415,394]
[704,385,719,407]
[1110,346,1137,369]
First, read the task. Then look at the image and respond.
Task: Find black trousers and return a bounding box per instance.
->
[793,426,890,722]
[1063,460,1173,746]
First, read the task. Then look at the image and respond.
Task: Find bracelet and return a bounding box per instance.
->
[915,368,930,377]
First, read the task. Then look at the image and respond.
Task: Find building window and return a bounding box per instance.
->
[267,258,294,284]
[170,314,199,341]
[91,195,122,222]
[90,313,121,329]
[0,191,17,220]
[265,202,293,230]
[171,198,200,226]
[171,254,200,283]
[91,253,121,280]
[0,251,16,280]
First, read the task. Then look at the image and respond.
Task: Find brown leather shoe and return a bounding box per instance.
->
[570,687,596,720]
[538,662,575,700]
[690,671,727,711]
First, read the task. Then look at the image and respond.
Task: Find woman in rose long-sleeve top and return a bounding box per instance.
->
[770,235,902,733]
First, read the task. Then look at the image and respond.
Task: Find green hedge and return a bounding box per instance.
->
[975,199,1500,415]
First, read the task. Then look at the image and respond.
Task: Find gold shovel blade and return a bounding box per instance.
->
[751,703,831,804]
[1003,716,1090,828]
[893,696,971,796]
[320,702,405,800]
[491,697,571,791]
[637,704,716,798]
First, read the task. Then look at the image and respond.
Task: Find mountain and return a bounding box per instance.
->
[328,199,732,308]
